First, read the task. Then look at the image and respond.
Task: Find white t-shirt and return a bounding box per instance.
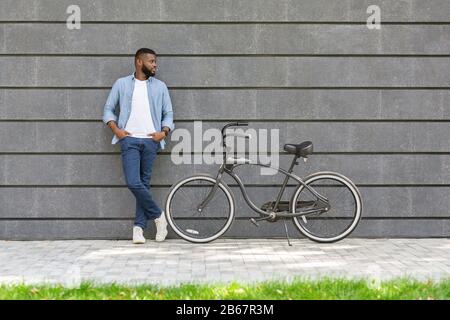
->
[124,79,157,138]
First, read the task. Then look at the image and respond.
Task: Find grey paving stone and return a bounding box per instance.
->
[0,239,448,285]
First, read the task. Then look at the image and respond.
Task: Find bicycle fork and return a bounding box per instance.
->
[196,169,225,212]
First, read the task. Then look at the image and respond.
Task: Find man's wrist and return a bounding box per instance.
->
[107,121,119,133]
[162,127,170,137]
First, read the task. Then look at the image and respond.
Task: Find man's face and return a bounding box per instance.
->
[139,54,157,78]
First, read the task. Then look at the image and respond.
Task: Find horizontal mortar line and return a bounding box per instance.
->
[165,119,450,122]
[174,217,450,220]
[1,21,450,25]
[1,119,450,123]
[0,184,449,188]
[1,152,450,155]
[3,54,450,58]
[360,217,450,220]
[0,217,448,221]
[3,86,450,90]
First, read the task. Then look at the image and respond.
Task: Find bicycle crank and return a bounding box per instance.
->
[250,212,277,227]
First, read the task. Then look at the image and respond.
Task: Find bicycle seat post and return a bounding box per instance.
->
[270,155,299,213]
[287,155,300,174]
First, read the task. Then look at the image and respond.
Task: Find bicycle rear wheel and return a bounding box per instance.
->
[291,171,362,243]
[165,174,235,243]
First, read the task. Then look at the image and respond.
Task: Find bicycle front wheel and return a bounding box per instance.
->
[165,174,236,243]
[291,171,362,243]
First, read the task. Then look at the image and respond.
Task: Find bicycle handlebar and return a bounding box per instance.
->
[221,122,250,152]
[221,122,249,136]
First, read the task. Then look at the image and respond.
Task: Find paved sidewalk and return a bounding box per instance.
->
[0,239,448,286]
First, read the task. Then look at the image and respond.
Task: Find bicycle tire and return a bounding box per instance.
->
[290,171,363,243]
[165,174,236,243]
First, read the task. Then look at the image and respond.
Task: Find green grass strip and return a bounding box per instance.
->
[0,277,448,300]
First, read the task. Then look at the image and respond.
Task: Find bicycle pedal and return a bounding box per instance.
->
[250,218,260,227]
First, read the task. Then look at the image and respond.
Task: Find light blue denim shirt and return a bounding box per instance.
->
[102,73,175,150]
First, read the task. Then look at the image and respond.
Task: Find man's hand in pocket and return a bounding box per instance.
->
[115,128,131,140]
[147,131,166,142]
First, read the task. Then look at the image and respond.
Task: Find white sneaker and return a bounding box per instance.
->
[133,226,146,244]
[155,211,168,242]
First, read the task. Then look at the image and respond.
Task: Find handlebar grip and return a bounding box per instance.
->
[236,122,248,126]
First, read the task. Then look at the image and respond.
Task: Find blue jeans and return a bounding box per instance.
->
[119,136,162,229]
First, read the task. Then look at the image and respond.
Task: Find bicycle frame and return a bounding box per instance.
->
[197,156,330,219]
[195,122,330,219]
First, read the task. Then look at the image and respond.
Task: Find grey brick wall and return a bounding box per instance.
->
[0,0,449,239]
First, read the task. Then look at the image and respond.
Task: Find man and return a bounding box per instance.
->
[103,48,174,244]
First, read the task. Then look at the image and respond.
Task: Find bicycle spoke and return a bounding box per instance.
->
[332,188,347,203]
[293,175,361,242]
[167,176,234,242]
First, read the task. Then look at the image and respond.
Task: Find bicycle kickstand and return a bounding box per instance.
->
[282,218,292,246]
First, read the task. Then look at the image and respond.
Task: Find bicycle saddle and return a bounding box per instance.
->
[283,141,313,157]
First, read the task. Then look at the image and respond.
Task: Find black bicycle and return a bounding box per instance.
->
[165,122,363,244]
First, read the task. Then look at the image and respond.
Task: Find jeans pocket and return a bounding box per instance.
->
[147,138,160,151]
[118,136,129,151]
[153,139,161,150]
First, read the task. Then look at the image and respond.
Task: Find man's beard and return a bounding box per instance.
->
[142,65,155,78]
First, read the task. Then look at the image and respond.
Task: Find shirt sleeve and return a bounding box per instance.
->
[102,79,121,125]
[161,83,175,132]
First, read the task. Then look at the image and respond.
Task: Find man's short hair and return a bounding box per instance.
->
[135,48,156,61]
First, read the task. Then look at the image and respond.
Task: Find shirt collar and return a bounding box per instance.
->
[131,72,152,82]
